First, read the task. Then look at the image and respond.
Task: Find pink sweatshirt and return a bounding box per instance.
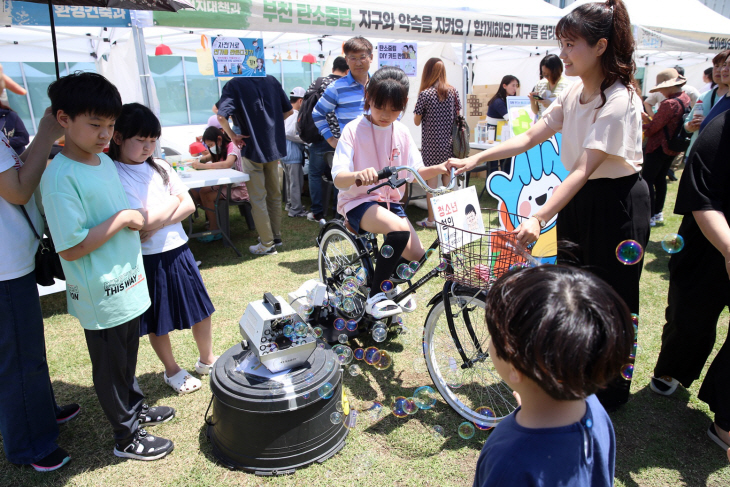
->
[331,115,424,216]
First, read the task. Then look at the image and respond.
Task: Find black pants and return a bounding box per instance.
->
[654,230,730,430]
[84,318,144,445]
[557,173,651,409]
[642,148,676,216]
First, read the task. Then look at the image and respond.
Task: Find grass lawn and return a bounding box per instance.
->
[2,172,729,486]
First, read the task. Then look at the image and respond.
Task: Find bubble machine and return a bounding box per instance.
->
[206,295,348,475]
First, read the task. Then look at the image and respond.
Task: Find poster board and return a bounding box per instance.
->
[506,96,533,138]
[377,42,418,76]
[212,37,266,77]
[432,186,484,251]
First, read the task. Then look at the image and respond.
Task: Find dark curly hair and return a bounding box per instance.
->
[556,0,636,108]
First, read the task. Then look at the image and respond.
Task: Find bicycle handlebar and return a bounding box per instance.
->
[355,166,458,195]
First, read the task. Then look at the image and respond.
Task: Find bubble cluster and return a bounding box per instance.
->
[381,245,394,258]
[458,422,475,439]
[380,280,394,293]
[341,276,359,297]
[330,412,342,424]
[620,363,634,380]
[474,406,496,431]
[661,234,685,254]
[396,263,414,280]
[409,261,420,272]
[318,382,334,399]
[392,396,417,418]
[294,321,308,337]
[372,323,388,343]
[413,386,437,410]
[330,294,342,308]
[333,344,353,365]
[342,298,356,312]
[346,320,358,332]
[364,347,381,365]
[615,240,643,265]
[373,350,392,370]
[283,324,294,337]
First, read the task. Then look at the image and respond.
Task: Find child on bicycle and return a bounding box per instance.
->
[331,66,448,318]
[473,265,633,486]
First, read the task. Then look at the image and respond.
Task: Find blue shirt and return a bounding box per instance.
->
[473,395,615,487]
[217,75,293,164]
[699,93,730,133]
[312,71,366,140]
[486,97,508,120]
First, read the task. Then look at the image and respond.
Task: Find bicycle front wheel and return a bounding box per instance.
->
[423,287,518,427]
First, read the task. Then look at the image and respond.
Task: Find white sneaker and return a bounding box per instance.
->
[249,242,277,255]
[654,212,664,224]
[365,293,400,319]
[195,356,218,375]
[649,216,656,227]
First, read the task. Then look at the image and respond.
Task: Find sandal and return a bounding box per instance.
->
[196,233,222,243]
[164,369,201,395]
[416,218,437,229]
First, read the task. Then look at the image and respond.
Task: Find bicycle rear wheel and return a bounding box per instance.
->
[423,286,518,427]
[318,226,373,320]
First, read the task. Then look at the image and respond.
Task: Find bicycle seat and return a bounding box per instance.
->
[343,219,358,235]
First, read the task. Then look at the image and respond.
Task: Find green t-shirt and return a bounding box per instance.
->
[41,152,150,330]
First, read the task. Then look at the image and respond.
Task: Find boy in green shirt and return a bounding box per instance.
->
[41,72,175,461]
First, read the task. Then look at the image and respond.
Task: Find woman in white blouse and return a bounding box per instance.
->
[448,0,649,411]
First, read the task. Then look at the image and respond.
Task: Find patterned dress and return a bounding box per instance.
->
[414,86,461,167]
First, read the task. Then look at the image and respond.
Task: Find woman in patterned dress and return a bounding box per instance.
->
[414,58,461,228]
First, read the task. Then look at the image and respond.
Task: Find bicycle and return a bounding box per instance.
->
[315,165,533,427]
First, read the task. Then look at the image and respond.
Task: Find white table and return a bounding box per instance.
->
[181,168,250,256]
[470,141,499,151]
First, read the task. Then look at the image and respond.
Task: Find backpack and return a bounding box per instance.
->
[297,76,336,144]
[663,97,692,153]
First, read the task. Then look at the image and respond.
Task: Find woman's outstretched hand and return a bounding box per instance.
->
[446,156,477,176]
[515,216,541,248]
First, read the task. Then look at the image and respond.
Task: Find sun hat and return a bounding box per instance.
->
[649,68,687,93]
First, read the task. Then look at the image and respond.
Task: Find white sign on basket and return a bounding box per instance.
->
[432,186,484,251]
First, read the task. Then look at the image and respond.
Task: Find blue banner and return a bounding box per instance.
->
[211,37,266,78]
[6,1,131,27]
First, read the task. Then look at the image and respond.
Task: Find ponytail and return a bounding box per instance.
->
[556,0,636,108]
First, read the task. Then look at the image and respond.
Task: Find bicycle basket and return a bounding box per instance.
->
[437,208,533,290]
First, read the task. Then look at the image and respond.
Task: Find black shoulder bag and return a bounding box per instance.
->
[19,206,65,286]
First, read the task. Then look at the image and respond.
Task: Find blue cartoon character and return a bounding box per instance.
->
[487,134,568,264]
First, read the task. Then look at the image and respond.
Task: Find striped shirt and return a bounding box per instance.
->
[312,71,367,140]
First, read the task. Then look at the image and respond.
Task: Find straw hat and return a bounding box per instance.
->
[649,68,687,93]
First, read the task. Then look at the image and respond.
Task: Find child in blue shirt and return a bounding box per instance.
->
[40,73,175,461]
[474,265,634,487]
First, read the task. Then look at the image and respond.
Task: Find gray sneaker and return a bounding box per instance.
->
[249,242,278,255]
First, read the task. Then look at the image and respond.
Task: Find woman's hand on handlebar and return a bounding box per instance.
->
[354,167,380,187]
[446,155,478,176]
[514,217,541,248]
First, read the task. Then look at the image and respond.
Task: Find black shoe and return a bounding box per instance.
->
[113,428,174,461]
[56,403,81,424]
[667,170,678,181]
[31,447,71,472]
[138,404,175,426]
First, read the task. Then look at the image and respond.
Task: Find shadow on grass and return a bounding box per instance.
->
[643,240,671,281]
[612,386,729,486]
[279,258,319,275]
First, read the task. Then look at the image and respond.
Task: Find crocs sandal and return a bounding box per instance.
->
[365,293,400,319]
[708,423,730,452]
[194,356,219,375]
[164,369,201,395]
[196,233,222,243]
[416,218,437,229]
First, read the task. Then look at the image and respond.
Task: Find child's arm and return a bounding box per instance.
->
[138,195,180,231]
[418,162,449,181]
[334,167,380,190]
[59,209,145,262]
[192,154,236,170]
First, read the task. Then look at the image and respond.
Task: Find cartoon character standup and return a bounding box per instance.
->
[487,133,569,264]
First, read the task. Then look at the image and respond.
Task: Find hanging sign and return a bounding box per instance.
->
[211,37,266,78]
[377,42,417,76]
[4,1,131,27]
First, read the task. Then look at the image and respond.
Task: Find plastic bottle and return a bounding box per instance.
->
[694,99,704,118]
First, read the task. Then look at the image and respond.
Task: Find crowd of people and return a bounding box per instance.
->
[1,0,729,482]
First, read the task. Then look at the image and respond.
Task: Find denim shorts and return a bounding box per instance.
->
[345,202,406,235]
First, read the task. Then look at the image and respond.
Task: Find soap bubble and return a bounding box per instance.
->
[432,425,446,439]
[346,320,358,332]
[338,334,349,344]
[436,258,449,272]
[366,401,387,421]
[335,400,343,412]
[342,298,356,312]
[409,261,420,272]
[341,276,359,297]
[318,382,334,399]
[334,318,346,331]
[620,364,634,380]
[629,341,637,360]
[304,372,315,384]
[661,234,685,254]
[325,358,336,372]
[615,240,643,265]
[294,322,308,337]
[343,410,358,429]
[631,313,639,326]
[474,407,496,431]
[380,280,394,292]
[283,324,294,337]
[330,412,342,424]
[330,295,342,308]
[303,392,310,399]
[372,325,388,343]
[364,347,381,365]
[354,348,365,360]
[355,267,368,285]
[509,262,530,271]
[313,326,323,338]
[397,263,414,280]
[425,248,436,260]
[392,396,417,418]
[321,297,329,307]
[349,364,362,376]
[413,386,437,410]
[381,245,394,258]
[458,422,475,439]
[317,342,325,349]
[333,344,353,365]
[373,350,393,370]
[299,304,313,317]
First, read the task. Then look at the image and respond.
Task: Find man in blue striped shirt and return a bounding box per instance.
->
[307,36,372,222]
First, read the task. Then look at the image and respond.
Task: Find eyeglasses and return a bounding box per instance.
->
[346,54,371,64]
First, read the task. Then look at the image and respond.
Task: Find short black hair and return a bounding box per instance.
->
[289,96,302,104]
[465,204,477,215]
[332,56,349,73]
[343,36,373,56]
[673,65,685,76]
[364,66,409,112]
[485,265,633,401]
[47,71,122,121]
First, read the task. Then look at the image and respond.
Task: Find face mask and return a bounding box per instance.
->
[209,145,217,155]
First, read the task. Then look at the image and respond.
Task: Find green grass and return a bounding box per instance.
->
[2,173,729,486]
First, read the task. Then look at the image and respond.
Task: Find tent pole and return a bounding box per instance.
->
[462,37,467,115]
[131,24,152,109]
[47,0,60,79]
